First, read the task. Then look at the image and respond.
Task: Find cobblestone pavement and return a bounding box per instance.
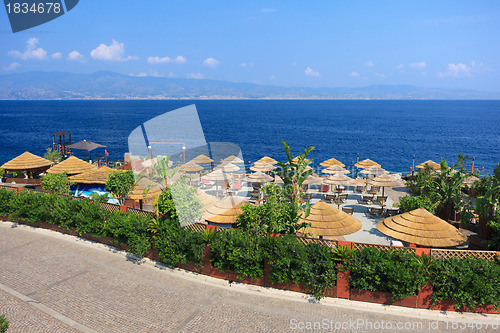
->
[1,222,498,333]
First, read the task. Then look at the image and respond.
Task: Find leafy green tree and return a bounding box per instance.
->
[237,183,310,234]
[398,195,436,213]
[169,180,203,226]
[43,147,62,164]
[41,172,71,194]
[476,162,500,244]
[105,170,135,205]
[406,156,470,220]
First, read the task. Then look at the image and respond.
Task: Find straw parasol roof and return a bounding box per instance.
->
[1,151,53,171]
[324,173,354,186]
[47,156,97,175]
[69,166,118,185]
[320,158,345,168]
[360,165,388,176]
[215,163,240,172]
[299,201,362,236]
[321,165,350,174]
[179,162,204,172]
[202,196,249,224]
[245,171,273,183]
[369,173,403,188]
[222,155,244,164]
[256,156,277,164]
[250,162,276,172]
[196,190,218,207]
[416,160,441,171]
[377,208,467,248]
[202,169,229,181]
[303,174,323,185]
[189,154,214,164]
[355,159,381,169]
[127,178,163,200]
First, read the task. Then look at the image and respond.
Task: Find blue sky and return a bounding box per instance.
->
[1,1,499,91]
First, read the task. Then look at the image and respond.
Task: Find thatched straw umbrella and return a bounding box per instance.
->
[320,157,345,168]
[376,208,467,248]
[215,163,240,173]
[369,173,403,206]
[324,174,354,208]
[189,154,214,164]
[222,155,244,164]
[303,174,323,185]
[180,162,204,172]
[321,165,350,174]
[47,156,97,176]
[256,156,277,164]
[1,151,53,177]
[196,190,218,208]
[127,178,162,200]
[245,171,273,184]
[69,166,118,185]
[416,160,441,171]
[360,165,389,192]
[355,159,381,169]
[299,201,362,237]
[250,162,276,172]
[202,196,249,227]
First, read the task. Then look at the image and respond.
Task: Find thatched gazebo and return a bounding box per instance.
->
[47,156,97,176]
[196,190,218,208]
[1,151,53,177]
[376,208,467,248]
[355,159,381,169]
[202,196,249,228]
[189,154,214,164]
[299,201,362,237]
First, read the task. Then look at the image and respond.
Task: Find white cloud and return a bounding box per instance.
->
[129,70,166,77]
[8,37,47,60]
[2,62,21,71]
[409,61,426,69]
[376,73,386,78]
[241,62,254,67]
[396,64,405,69]
[350,71,360,77]
[261,8,276,13]
[304,67,320,77]
[90,40,137,62]
[147,55,186,64]
[364,61,374,67]
[67,51,85,62]
[269,75,277,80]
[51,52,62,60]
[437,62,474,78]
[187,73,204,79]
[203,57,220,67]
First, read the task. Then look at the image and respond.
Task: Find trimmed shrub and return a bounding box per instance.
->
[304,243,337,299]
[264,235,308,285]
[348,247,424,300]
[210,229,265,280]
[102,210,151,257]
[431,257,500,310]
[155,218,205,265]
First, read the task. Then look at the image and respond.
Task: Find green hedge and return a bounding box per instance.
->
[155,218,205,265]
[431,257,500,310]
[348,247,425,300]
[0,188,150,257]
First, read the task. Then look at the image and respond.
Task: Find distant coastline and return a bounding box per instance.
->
[1,71,499,100]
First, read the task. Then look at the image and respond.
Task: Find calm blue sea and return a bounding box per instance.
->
[0,100,499,175]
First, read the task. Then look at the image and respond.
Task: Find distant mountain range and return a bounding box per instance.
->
[0,71,498,100]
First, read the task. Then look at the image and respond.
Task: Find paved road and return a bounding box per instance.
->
[0,221,498,333]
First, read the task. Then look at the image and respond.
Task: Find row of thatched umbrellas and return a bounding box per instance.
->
[198,194,466,248]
